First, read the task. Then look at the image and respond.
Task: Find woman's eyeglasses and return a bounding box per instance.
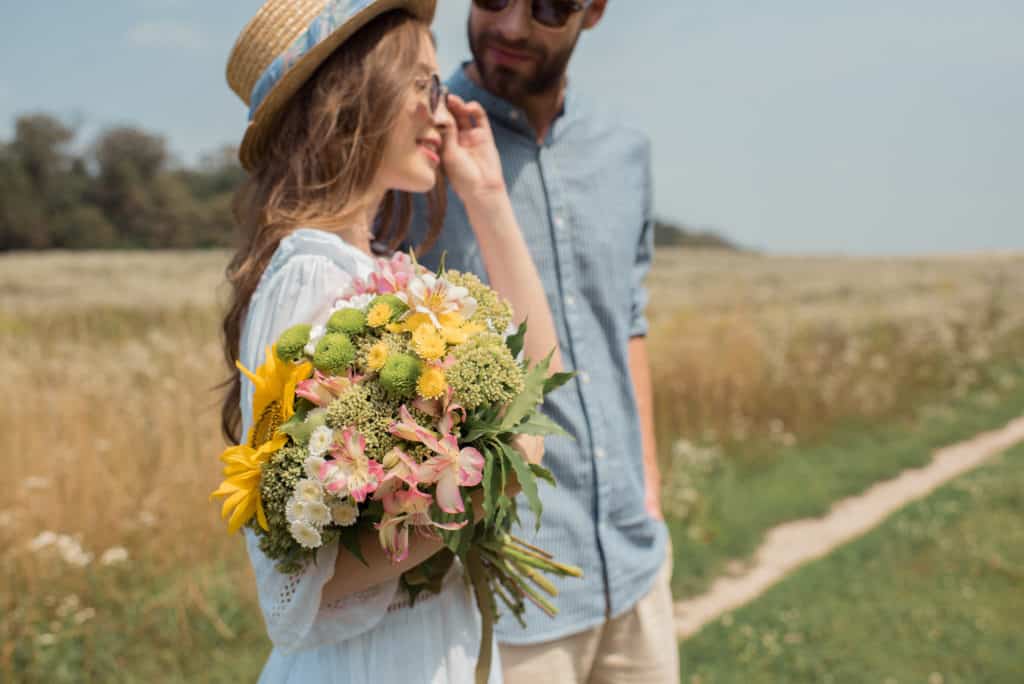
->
[419,73,449,115]
[472,0,592,30]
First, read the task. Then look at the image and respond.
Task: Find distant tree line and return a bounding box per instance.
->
[0,112,740,252]
[0,113,244,250]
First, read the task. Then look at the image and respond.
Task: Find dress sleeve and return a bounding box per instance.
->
[239,252,399,653]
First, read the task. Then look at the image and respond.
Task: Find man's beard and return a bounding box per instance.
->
[468,27,580,105]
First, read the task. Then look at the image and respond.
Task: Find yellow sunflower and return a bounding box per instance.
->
[210,344,312,534]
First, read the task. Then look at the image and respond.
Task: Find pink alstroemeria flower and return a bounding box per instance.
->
[389,404,439,444]
[376,487,465,564]
[318,428,384,503]
[418,433,485,515]
[295,370,351,407]
[373,447,425,501]
[412,386,465,435]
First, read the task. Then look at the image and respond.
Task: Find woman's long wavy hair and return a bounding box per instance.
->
[220,11,445,444]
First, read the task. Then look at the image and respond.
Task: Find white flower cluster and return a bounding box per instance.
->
[284,448,360,550]
[27,532,93,567]
[26,532,130,569]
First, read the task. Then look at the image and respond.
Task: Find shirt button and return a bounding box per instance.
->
[579,370,591,384]
[565,295,576,307]
[509,110,520,120]
[594,447,607,460]
[553,215,565,230]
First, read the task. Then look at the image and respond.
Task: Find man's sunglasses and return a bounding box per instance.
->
[472,0,593,29]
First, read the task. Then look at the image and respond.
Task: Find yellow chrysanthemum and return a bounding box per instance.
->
[417,366,448,400]
[412,323,447,361]
[367,342,390,371]
[442,320,486,345]
[210,344,311,534]
[367,303,394,328]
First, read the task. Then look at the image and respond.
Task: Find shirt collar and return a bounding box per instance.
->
[446,62,579,146]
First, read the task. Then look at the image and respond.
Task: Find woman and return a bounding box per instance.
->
[219,1,562,682]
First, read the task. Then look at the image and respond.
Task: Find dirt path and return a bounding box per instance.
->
[674,415,1024,640]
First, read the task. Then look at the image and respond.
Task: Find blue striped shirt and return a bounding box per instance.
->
[411,66,668,645]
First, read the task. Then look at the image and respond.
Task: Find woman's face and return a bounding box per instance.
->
[375,38,453,194]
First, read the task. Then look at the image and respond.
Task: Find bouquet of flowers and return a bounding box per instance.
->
[211,252,580,681]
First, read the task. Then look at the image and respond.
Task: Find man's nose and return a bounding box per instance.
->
[491,0,532,43]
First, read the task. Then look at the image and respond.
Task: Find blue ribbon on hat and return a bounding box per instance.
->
[248,0,374,120]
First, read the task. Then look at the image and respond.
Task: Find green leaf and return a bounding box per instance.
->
[499,350,554,432]
[528,463,556,488]
[278,408,326,445]
[502,442,543,531]
[505,320,527,358]
[510,412,571,438]
[338,525,367,567]
[543,371,576,396]
[481,442,500,528]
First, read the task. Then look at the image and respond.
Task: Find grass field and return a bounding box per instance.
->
[2,247,1023,681]
[679,441,1024,684]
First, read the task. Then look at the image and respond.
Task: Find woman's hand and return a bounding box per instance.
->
[441,94,507,206]
[503,434,545,499]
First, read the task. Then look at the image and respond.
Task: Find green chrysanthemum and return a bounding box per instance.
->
[324,383,400,458]
[313,333,356,375]
[444,270,513,334]
[379,353,422,399]
[276,324,312,363]
[447,333,525,410]
[327,308,367,335]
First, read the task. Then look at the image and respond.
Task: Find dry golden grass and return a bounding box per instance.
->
[2,247,1023,679]
[647,248,1024,450]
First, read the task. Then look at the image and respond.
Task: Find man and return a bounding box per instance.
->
[415,1,678,681]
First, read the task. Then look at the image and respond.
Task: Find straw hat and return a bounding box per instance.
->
[227,0,436,171]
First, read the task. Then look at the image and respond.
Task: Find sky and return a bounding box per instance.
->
[2,0,1022,255]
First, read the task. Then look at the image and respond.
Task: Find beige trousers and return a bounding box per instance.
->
[499,542,679,684]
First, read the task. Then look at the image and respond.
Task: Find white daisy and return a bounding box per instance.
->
[296,478,325,503]
[285,496,306,524]
[304,455,327,481]
[100,547,129,566]
[330,500,359,527]
[334,293,375,311]
[290,520,323,549]
[308,426,333,458]
[304,501,332,526]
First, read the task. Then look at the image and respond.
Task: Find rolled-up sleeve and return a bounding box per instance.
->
[629,141,655,339]
[239,251,399,653]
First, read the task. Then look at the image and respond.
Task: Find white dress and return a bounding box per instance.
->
[238,228,501,683]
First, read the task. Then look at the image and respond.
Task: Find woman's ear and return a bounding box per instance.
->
[582,0,608,30]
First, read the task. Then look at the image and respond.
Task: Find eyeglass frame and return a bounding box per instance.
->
[472,0,595,30]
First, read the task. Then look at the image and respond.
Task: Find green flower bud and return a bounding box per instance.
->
[276,324,311,362]
[379,353,422,399]
[327,308,367,335]
[313,333,356,375]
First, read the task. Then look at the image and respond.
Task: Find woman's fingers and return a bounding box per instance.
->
[446,94,491,135]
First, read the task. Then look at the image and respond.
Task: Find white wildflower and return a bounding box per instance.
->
[73,607,96,625]
[139,511,157,528]
[28,531,58,552]
[304,455,327,481]
[330,500,359,527]
[100,547,129,566]
[21,476,51,491]
[36,633,57,647]
[304,501,332,526]
[308,426,333,458]
[290,520,323,549]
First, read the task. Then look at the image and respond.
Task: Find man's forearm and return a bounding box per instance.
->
[628,336,662,520]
